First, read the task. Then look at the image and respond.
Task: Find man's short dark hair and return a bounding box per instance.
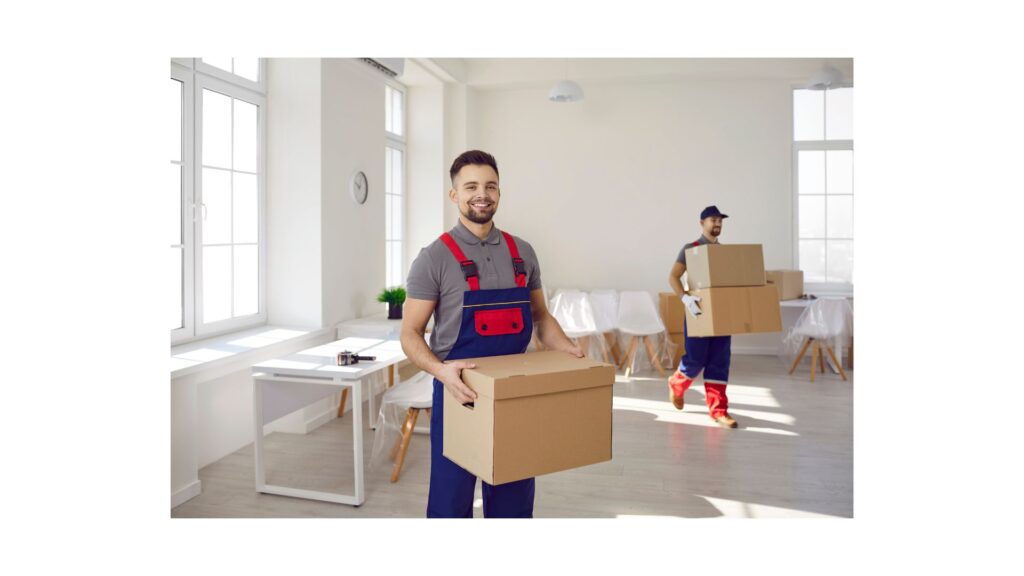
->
[450,150,499,185]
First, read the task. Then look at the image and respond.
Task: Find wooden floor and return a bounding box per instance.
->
[172,355,852,518]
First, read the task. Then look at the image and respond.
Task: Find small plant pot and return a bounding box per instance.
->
[388,302,403,319]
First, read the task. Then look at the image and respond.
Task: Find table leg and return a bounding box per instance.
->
[253,378,266,490]
[367,375,378,430]
[351,380,365,506]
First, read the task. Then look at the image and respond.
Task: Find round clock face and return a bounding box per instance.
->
[351,171,368,204]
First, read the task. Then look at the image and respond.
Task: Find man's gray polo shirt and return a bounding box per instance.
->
[406,220,542,361]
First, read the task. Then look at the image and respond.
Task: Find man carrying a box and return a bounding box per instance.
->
[401,150,583,518]
[666,205,738,428]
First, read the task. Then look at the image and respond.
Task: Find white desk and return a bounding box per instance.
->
[251,336,407,506]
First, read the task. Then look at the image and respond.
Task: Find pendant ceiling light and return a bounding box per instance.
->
[807,63,848,90]
[549,59,584,102]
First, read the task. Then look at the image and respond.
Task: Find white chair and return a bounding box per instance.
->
[370,371,433,482]
[549,289,607,362]
[616,291,668,378]
[589,289,623,365]
[786,298,852,382]
[529,286,555,352]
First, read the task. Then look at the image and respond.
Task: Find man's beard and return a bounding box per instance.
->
[709,227,721,237]
[462,204,495,224]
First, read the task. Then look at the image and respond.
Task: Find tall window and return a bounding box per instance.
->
[385,84,406,288]
[793,87,853,293]
[172,58,266,344]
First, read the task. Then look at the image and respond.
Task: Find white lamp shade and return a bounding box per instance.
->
[548,79,585,102]
[807,65,847,90]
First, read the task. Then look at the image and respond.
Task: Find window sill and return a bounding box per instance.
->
[171,325,331,381]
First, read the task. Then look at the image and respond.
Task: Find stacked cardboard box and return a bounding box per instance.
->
[766,269,804,300]
[683,244,783,337]
[443,351,615,485]
[658,293,686,370]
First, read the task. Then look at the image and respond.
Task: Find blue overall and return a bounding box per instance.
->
[426,231,536,518]
[678,319,732,417]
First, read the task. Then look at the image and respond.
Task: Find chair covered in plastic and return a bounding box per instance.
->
[785,297,852,382]
[616,291,668,378]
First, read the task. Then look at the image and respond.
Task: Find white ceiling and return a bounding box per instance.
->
[402,58,853,89]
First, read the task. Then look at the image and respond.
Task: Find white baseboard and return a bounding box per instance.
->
[171,480,202,509]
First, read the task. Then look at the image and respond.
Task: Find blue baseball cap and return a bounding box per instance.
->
[700,205,729,220]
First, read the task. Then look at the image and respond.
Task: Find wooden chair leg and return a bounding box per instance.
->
[810,342,820,382]
[578,335,591,359]
[605,332,622,365]
[789,337,813,374]
[617,336,636,369]
[621,336,639,378]
[388,364,395,388]
[391,408,421,483]
[336,388,350,418]
[597,335,610,363]
[824,344,848,381]
[643,335,666,376]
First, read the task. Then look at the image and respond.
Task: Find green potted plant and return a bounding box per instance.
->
[378,286,407,320]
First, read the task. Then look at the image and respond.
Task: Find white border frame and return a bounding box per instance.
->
[171,63,195,345]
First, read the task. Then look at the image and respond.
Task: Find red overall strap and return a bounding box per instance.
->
[439,232,480,291]
[501,231,528,288]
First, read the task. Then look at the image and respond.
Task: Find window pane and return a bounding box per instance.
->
[385,241,394,287]
[203,245,232,323]
[233,99,258,173]
[826,87,853,140]
[171,79,182,163]
[171,248,182,330]
[391,242,403,286]
[202,57,233,73]
[233,172,258,244]
[827,240,854,284]
[794,89,824,141]
[170,163,182,245]
[385,193,393,241]
[391,194,403,241]
[827,150,853,195]
[202,89,232,169]
[234,245,259,317]
[392,89,403,136]
[385,147,393,195]
[827,196,854,239]
[799,240,826,283]
[385,86,393,133]
[799,196,826,238]
[392,148,403,194]
[798,150,825,195]
[234,58,260,82]
[202,168,232,245]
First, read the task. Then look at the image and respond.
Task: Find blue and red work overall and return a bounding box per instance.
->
[672,242,732,419]
[426,230,536,518]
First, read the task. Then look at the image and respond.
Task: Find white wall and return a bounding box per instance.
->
[468,78,796,352]
[266,58,323,328]
[407,79,446,266]
[321,59,389,326]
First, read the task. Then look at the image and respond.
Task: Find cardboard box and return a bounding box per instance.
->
[659,292,686,333]
[685,285,783,337]
[766,269,804,300]
[443,351,614,485]
[684,244,766,290]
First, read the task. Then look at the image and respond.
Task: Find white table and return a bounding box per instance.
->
[251,336,408,506]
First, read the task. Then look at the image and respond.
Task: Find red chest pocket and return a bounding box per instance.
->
[474,308,525,336]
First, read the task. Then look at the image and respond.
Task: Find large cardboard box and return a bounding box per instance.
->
[685,285,783,337]
[684,244,766,290]
[766,269,804,300]
[443,351,614,485]
[659,292,686,333]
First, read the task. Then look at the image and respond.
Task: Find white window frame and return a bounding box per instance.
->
[792,87,854,297]
[172,59,268,345]
[171,63,195,343]
[385,80,406,288]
